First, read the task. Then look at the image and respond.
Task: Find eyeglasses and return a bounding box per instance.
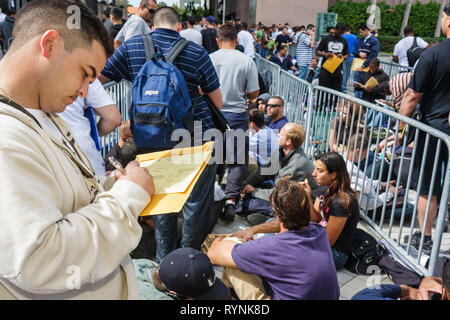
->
[267,104,282,109]
[144,5,156,14]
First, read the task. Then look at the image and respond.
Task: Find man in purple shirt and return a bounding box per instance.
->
[207,179,340,300]
[266,96,288,133]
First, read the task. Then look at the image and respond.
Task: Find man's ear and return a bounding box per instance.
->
[177,22,182,33]
[40,30,60,58]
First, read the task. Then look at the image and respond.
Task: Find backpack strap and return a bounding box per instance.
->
[142,33,157,61]
[165,38,190,64]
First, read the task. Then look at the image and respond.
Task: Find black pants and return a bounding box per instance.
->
[319,68,343,92]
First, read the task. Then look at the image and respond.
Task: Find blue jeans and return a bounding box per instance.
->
[298,65,310,81]
[353,71,363,99]
[221,111,249,200]
[342,59,353,93]
[153,162,218,262]
[332,248,349,270]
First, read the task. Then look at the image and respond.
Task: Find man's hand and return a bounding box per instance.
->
[326,52,334,58]
[365,86,373,92]
[116,161,155,198]
[336,53,343,59]
[418,277,442,300]
[400,284,419,300]
[359,52,367,59]
[232,228,255,243]
[298,179,312,197]
[242,184,255,194]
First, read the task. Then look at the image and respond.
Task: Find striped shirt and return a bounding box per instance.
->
[101,28,220,132]
[389,72,413,110]
[296,32,313,67]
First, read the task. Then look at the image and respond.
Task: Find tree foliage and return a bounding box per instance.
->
[329,0,442,37]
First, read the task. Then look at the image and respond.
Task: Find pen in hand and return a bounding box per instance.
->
[108,156,125,174]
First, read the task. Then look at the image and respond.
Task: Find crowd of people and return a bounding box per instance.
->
[0,0,448,301]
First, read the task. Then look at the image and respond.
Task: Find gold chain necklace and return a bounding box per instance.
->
[0,87,21,106]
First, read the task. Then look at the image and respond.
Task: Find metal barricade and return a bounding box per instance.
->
[255,54,281,96]
[100,80,132,158]
[256,53,449,276]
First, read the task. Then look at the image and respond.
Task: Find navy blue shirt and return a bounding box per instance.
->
[268,116,288,132]
[101,28,221,132]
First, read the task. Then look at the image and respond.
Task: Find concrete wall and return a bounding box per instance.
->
[255,0,329,27]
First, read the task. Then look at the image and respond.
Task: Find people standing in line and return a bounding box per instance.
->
[109,7,124,41]
[269,44,296,73]
[393,26,429,69]
[210,24,260,221]
[353,22,380,99]
[316,22,349,93]
[237,22,256,60]
[100,7,223,263]
[180,16,202,46]
[296,24,316,81]
[341,25,358,93]
[274,27,292,52]
[0,7,15,55]
[201,16,219,54]
[397,3,450,255]
[114,0,157,49]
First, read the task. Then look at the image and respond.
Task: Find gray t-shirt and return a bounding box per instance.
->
[115,14,151,43]
[210,49,259,113]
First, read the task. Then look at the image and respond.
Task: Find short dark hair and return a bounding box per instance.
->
[11,0,113,57]
[404,26,414,36]
[110,7,123,21]
[326,26,335,33]
[369,57,380,67]
[269,95,284,106]
[153,6,180,27]
[270,178,311,230]
[187,16,196,26]
[241,22,248,30]
[359,22,369,31]
[248,108,265,128]
[335,22,346,32]
[307,24,315,30]
[217,23,236,42]
[235,23,243,32]
[445,2,450,15]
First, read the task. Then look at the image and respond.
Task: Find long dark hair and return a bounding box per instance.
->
[315,152,357,215]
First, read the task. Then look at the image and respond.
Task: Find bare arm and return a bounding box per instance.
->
[326,216,348,247]
[98,74,111,85]
[246,90,260,104]
[231,219,280,243]
[399,88,421,117]
[94,104,122,137]
[207,237,238,268]
[206,87,223,111]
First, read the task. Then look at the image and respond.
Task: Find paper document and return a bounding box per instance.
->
[322,54,344,74]
[352,58,370,72]
[355,76,379,90]
[140,153,204,194]
[136,142,214,216]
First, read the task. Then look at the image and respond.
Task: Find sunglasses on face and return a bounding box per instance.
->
[144,5,156,14]
[267,104,281,109]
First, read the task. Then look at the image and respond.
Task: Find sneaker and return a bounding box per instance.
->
[222,203,236,221]
[247,213,270,226]
[404,231,433,256]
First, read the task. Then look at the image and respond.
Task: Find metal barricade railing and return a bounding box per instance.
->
[100,80,132,158]
[256,53,449,277]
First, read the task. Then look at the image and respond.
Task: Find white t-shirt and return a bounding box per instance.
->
[393,36,428,67]
[180,28,202,46]
[115,14,151,43]
[58,79,115,176]
[238,30,256,59]
[210,49,259,113]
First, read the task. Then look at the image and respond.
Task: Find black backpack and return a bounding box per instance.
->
[406,37,424,68]
[345,229,383,275]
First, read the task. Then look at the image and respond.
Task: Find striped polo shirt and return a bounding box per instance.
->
[101,28,220,133]
[296,32,313,67]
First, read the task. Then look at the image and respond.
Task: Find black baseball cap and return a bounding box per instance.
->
[158,248,229,300]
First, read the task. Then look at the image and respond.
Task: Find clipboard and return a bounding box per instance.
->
[352,58,370,72]
[322,54,344,74]
[137,141,214,216]
[84,106,101,151]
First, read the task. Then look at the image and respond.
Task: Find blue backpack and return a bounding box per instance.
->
[130,34,193,149]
